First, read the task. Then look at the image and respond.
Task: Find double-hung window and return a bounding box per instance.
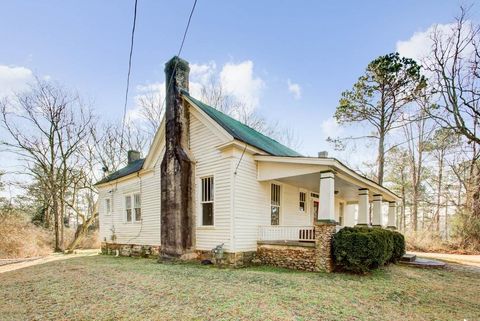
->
[125,193,141,223]
[271,184,281,225]
[299,191,306,212]
[125,196,132,222]
[134,194,141,221]
[201,176,214,226]
[105,198,111,215]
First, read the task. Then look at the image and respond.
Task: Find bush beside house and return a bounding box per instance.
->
[333,227,405,273]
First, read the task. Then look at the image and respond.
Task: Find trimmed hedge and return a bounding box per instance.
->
[333,227,405,273]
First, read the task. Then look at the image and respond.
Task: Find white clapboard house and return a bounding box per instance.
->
[96,56,400,268]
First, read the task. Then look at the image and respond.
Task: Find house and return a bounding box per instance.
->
[95,56,400,272]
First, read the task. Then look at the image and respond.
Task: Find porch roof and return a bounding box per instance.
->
[254,155,400,202]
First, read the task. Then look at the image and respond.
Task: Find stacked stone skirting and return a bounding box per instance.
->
[102,222,337,273]
[257,243,317,271]
[256,223,336,273]
[101,242,160,258]
[195,250,257,268]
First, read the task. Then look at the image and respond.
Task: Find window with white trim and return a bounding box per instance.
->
[105,198,111,215]
[125,193,141,222]
[134,193,141,221]
[201,176,214,226]
[271,184,281,225]
[299,191,306,212]
[125,195,132,222]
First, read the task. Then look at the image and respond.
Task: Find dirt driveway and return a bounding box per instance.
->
[0,249,99,274]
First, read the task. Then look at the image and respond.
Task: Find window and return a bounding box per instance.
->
[299,192,306,212]
[125,195,132,222]
[125,193,141,223]
[134,193,141,221]
[201,176,214,226]
[271,184,281,225]
[105,198,111,215]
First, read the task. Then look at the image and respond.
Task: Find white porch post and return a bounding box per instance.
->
[372,194,383,226]
[357,189,369,226]
[318,171,336,223]
[387,202,397,229]
[344,203,356,227]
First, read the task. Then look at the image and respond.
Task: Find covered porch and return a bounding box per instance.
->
[255,155,400,243]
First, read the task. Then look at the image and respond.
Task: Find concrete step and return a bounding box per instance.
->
[400,254,417,262]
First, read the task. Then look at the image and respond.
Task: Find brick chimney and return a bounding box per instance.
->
[127,150,141,164]
[160,56,194,259]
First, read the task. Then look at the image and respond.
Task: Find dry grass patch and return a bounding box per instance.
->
[0,215,52,259]
[0,255,479,321]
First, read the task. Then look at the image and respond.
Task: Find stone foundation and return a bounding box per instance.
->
[101,242,160,258]
[195,250,257,268]
[257,242,317,271]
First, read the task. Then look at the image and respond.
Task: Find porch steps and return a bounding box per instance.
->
[399,254,446,269]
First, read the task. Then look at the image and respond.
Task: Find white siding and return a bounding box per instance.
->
[190,112,233,252]
[231,151,267,252]
[98,156,162,246]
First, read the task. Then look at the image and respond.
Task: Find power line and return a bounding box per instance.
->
[161,0,198,112]
[119,0,139,155]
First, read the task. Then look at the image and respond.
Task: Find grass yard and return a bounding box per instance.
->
[0,255,479,321]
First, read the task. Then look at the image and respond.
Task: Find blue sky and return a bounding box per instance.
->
[0,0,474,162]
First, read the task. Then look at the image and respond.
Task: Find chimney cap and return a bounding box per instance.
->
[164,56,190,74]
[318,151,328,158]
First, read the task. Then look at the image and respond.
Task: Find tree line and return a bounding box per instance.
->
[332,8,479,250]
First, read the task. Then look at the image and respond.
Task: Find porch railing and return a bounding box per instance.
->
[258,226,315,242]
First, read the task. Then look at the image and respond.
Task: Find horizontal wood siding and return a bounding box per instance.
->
[232,152,268,252]
[190,112,232,252]
[98,155,162,246]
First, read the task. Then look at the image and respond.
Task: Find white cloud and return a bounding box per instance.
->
[321,117,343,138]
[130,59,265,121]
[220,60,265,111]
[287,79,302,100]
[0,65,33,97]
[396,22,469,62]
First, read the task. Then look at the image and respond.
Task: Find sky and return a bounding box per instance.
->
[0,0,477,175]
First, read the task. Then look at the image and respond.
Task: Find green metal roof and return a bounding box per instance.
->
[95,158,145,185]
[96,94,301,185]
[184,92,302,157]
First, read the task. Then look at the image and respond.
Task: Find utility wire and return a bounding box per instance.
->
[160,0,198,112]
[119,0,139,156]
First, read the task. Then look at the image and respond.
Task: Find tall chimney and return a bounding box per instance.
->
[160,56,194,259]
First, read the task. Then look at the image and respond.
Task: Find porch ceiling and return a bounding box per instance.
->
[254,156,400,202]
[278,173,368,202]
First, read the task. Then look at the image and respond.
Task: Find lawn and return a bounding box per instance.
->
[0,255,479,321]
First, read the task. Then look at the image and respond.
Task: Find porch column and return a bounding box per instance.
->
[371,194,383,227]
[318,171,335,223]
[356,189,369,226]
[344,203,356,227]
[387,202,397,229]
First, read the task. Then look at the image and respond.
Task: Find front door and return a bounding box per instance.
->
[312,199,319,224]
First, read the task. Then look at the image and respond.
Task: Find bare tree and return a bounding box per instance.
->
[426,7,480,248]
[0,78,93,251]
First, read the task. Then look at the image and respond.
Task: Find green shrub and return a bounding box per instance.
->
[333,227,405,273]
[391,231,406,262]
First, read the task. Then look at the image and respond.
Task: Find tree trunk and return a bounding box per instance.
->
[434,153,444,232]
[377,132,385,185]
